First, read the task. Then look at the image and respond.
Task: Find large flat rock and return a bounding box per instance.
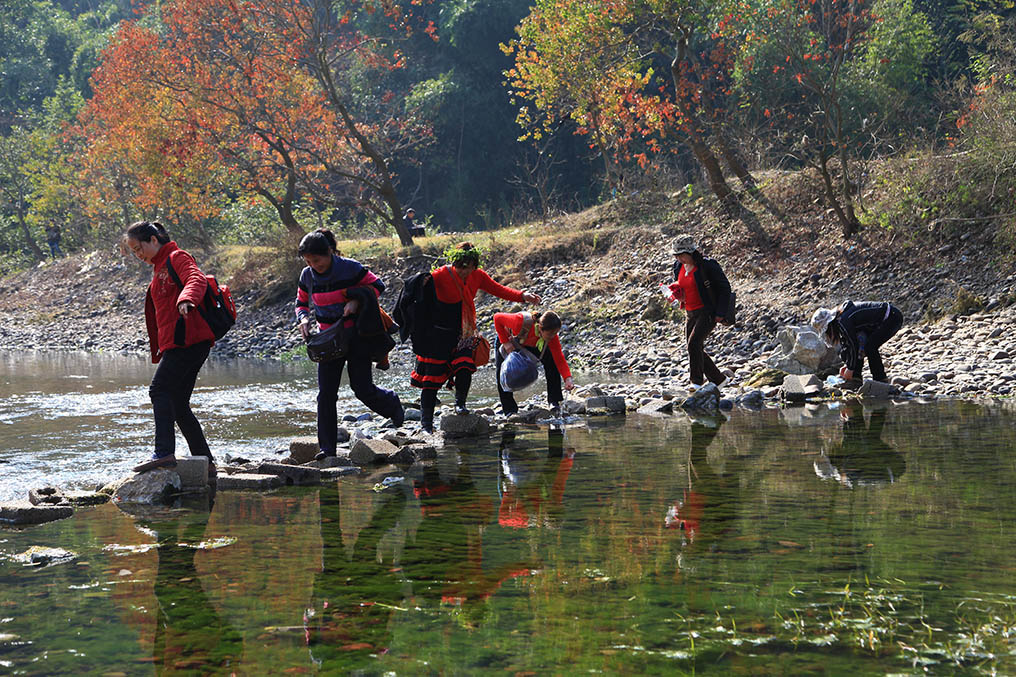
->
[254,462,322,486]
[216,473,284,491]
[0,501,74,526]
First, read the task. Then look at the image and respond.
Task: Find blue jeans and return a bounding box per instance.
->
[150,341,212,459]
[317,354,402,453]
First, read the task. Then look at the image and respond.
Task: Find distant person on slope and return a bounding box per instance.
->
[664,236,733,388]
[810,301,903,383]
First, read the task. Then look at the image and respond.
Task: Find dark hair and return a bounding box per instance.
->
[298,228,338,257]
[824,318,842,346]
[125,220,171,245]
[538,311,562,332]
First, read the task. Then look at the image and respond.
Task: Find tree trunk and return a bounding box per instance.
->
[15,209,45,261]
[817,152,858,238]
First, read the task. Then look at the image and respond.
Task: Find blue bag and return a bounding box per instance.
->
[499,341,540,392]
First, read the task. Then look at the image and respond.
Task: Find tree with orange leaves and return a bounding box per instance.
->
[503,0,759,212]
[81,0,434,245]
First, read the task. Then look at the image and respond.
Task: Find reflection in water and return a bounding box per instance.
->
[665,413,742,551]
[814,402,906,487]
[4,401,1016,674]
[306,485,406,670]
[140,497,243,674]
[404,451,532,622]
[497,426,574,530]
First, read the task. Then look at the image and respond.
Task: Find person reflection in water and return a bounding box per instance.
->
[497,426,575,530]
[143,500,242,674]
[305,485,405,671]
[665,413,741,548]
[814,401,905,488]
[401,451,533,624]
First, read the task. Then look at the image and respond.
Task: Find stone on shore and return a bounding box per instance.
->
[176,456,209,491]
[28,487,64,506]
[350,438,400,465]
[254,462,322,485]
[858,379,898,399]
[216,473,283,491]
[320,467,360,481]
[288,436,320,464]
[560,398,587,415]
[439,413,492,437]
[767,326,840,375]
[782,374,824,403]
[0,501,74,526]
[107,469,181,504]
[743,367,788,388]
[405,443,437,460]
[64,490,111,506]
[680,383,721,410]
[586,396,627,415]
[637,399,674,416]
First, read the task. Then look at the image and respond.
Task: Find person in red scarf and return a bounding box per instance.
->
[493,310,575,416]
[410,242,541,432]
[123,221,217,475]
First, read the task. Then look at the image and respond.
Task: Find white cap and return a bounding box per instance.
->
[810,307,836,335]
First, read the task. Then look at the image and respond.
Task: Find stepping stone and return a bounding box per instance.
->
[216,473,283,491]
[0,501,74,526]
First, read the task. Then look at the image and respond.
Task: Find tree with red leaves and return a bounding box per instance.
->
[81,0,435,245]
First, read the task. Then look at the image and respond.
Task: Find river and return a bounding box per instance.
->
[2,350,1016,674]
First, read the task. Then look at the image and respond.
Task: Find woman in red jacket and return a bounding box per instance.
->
[493,310,575,416]
[124,221,217,475]
[410,242,541,432]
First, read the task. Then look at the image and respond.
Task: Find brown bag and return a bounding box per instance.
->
[473,335,491,367]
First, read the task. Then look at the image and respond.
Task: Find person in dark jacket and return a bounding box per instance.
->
[811,300,903,383]
[404,207,425,237]
[296,229,404,459]
[123,221,217,475]
[665,236,733,387]
[393,242,540,432]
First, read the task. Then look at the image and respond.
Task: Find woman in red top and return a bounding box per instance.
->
[410,242,541,432]
[493,310,575,415]
[667,236,732,387]
[124,221,217,475]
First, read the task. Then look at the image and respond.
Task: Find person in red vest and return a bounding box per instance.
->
[493,310,575,416]
[410,242,541,432]
[123,221,217,475]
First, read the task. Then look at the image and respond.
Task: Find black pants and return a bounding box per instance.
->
[495,337,563,415]
[151,341,212,459]
[317,354,402,453]
[685,309,724,386]
[861,307,904,382]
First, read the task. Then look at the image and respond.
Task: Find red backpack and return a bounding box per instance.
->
[165,255,237,340]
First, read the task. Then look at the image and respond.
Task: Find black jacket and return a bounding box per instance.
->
[345,285,395,360]
[833,301,894,372]
[392,272,460,360]
[673,257,732,319]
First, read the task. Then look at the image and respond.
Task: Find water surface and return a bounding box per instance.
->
[3,384,1016,674]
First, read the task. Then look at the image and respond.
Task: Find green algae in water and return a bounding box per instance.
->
[2,401,1016,674]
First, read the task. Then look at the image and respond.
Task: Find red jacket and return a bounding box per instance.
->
[144,242,215,363]
[493,312,571,379]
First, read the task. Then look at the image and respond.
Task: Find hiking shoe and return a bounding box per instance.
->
[207,462,218,483]
[455,404,470,415]
[549,404,562,417]
[133,454,177,473]
[391,407,405,428]
[376,356,391,371]
[315,450,336,462]
[421,421,434,434]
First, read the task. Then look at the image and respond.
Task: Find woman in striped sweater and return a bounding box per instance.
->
[296,229,404,459]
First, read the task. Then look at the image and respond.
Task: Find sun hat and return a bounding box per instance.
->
[810,307,836,335]
[671,236,697,255]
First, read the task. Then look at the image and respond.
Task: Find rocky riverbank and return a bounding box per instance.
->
[2,215,1015,401]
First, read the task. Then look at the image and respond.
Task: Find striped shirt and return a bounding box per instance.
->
[295,255,383,330]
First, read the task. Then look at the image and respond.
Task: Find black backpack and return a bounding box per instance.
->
[165,254,237,341]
